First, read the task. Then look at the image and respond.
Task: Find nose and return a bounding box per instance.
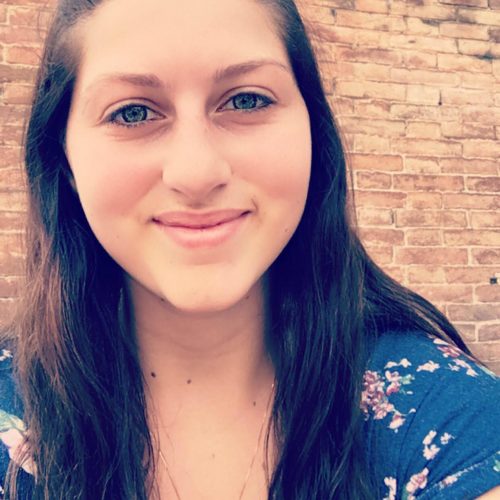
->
[161,120,231,203]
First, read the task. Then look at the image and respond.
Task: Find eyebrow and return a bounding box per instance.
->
[81,59,292,101]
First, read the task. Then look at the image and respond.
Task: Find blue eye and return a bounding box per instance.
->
[108,104,161,127]
[224,92,274,112]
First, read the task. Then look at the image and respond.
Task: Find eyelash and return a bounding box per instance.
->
[105,92,275,129]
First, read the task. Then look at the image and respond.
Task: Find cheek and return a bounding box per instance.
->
[67,133,158,217]
[233,113,312,206]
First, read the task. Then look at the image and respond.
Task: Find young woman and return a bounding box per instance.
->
[0,0,499,498]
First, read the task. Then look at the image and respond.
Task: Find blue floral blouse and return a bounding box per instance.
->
[0,331,499,499]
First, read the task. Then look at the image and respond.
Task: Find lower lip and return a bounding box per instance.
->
[154,213,249,249]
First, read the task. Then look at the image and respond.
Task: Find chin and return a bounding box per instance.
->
[156,279,262,316]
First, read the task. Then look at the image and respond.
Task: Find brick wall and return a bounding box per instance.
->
[1,1,499,372]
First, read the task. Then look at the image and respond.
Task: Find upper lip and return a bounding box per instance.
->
[152,209,249,229]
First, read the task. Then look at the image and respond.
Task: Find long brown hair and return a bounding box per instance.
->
[4,0,474,498]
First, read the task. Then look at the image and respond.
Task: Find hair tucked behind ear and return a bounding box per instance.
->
[3,0,474,498]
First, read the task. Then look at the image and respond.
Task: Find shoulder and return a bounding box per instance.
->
[363,330,500,499]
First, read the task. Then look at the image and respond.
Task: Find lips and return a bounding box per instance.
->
[152,209,249,229]
[152,209,251,249]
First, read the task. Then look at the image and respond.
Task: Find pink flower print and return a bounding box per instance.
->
[440,433,454,445]
[442,473,458,487]
[434,338,463,359]
[423,430,437,446]
[383,477,397,500]
[417,361,440,373]
[422,430,441,460]
[453,358,478,377]
[406,467,429,495]
[385,371,402,396]
[389,412,405,431]
[423,443,440,460]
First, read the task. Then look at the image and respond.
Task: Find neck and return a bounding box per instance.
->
[131,279,275,423]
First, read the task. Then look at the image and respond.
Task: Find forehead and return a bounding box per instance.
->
[73,0,287,86]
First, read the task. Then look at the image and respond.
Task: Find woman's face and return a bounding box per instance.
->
[65,0,311,313]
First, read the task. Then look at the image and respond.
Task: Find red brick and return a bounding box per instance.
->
[355,171,392,189]
[411,284,473,303]
[442,122,496,140]
[393,174,464,192]
[0,300,16,328]
[472,249,500,265]
[478,324,500,342]
[455,323,477,343]
[444,229,500,246]
[354,0,389,13]
[448,304,500,321]
[438,53,492,72]
[406,122,441,141]
[0,167,26,190]
[440,158,497,175]
[336,81,406,100]
[337,61,391,81]
[457,8,500,26]
[0,147,22,169]
[404,157,441,173]
[335,10,405,31]
[408,266,446,284]
[485,360,500,376]
[354,100,391,118]
[466,176,500,192]
[350,154,403,172]
[2,83,34,105]
[439,0,487,6]
[406,85,440,105]
[406,192,443,209]
[340,117,405,137]
[470,211,500,228]
[444,194,499,209]
[0,191,27,212]
[469,341,500,362]
[0,211,26,232]
[458,39,493,56]
[359,228,405,245]
[396,210,466,227]
[391,104,458,121]
[405,17,440,36]
[0,276,20,298]
[352,134,391,153]
[402,51,438,69]
[445,267,495,284]
[356,207,394,225]
[8,6,52,29]
[463,140,500,159]
[391,138,462,156]
[395,247,468,265]
[356,190,406,208]
[459,71,496,89]
[0,25,45,44]
[365,245,394,265]
[391,4,458,21]
[406,228,442,246]
[461,106,499,125]
[476,284,500,303]
[335,46,403,66]
[390,34,457,53]
[440,22,490,40]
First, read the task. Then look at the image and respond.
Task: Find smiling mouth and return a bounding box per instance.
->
[152,211,250,249]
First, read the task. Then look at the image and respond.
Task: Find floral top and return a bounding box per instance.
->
[0,331,499,499]
[362,330,500,499]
